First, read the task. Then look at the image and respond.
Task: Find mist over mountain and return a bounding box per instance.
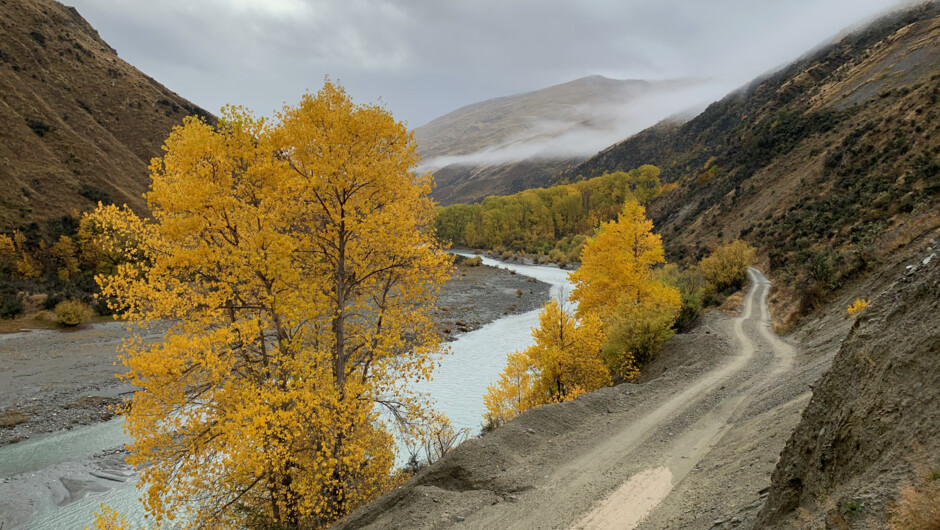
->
[414,75,718,205]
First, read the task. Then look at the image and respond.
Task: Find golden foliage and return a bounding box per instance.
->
[848,298,870,318]
[79,203,153,277]
[570,201,681,377]
[95,81,451,528]
[51,235,80,281]
[484,300,610,426]
[53,299,93,326]
[87,504,129,530]
[483,350,538,426]
[699,239,757,292]
[12,231,41,279]
[527,301,609,401]
[0,234,15,274]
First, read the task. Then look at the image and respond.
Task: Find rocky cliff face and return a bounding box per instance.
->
[756,246,940,528]
[0,0,213,231]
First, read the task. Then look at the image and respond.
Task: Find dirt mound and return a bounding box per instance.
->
[756,248,940,528]
[0,0,213,230]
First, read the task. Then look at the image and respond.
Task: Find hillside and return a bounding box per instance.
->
[756,245,939,528]
[561,3,940,328]
[414,76,692,205]
[337,5,940,529]
[0,0,213,232]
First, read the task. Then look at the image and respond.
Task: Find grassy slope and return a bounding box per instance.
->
[0,0,214,233]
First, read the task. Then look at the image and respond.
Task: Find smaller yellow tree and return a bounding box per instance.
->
[79,203,153,277]
[51,235,80,281]
[527,300,609,402]
[699,239,757,292]
[483,350,537,427]
[847,298,869,318]
[0,234,15,276]
[570,201,680,377]
[12,231,41,279]
[483,300,609,427]
[602,282,681,377]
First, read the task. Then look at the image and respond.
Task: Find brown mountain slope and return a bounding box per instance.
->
[415,76,694,205]
[561,3,940,324]
[0,0,213,232]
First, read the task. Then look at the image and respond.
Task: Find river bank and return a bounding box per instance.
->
[0,255,557,529]
[0,259,550,448]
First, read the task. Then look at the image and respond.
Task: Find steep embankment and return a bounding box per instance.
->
[415,76,692,205]
[561,3,940,325]
[756,247,940,528]
[0,0,213,231]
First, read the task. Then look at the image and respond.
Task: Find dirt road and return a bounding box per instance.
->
[340,268,809,529]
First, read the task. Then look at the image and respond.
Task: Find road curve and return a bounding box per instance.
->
[340,268,799,530]
[475,268,793,529]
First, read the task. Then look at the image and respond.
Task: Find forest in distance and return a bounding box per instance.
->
[433,165,675,265]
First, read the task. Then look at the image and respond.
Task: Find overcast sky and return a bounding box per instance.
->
[69,0,908,128]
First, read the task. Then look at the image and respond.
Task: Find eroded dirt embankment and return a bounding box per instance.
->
[756,248,940,528]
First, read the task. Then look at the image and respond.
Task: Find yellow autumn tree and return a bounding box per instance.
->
[570,201,680,377]
[527,300,609,401]
[483,350,538,427]
[12,231,41,279]
[95,82,451,529]
[0,234,15,276]
[78,203,153,276]
[483,300,609,427]
[88,504,130,530]
[50,235,80,281]
[699,239,757,292]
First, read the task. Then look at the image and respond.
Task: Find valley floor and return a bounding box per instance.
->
[0,261,550,530]
[337,269,844,529]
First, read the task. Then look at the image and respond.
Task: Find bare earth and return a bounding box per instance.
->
[337,268,830,529]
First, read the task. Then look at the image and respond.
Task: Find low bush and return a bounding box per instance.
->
[54,299,93,326]
[0,293,23,319]
[464,256,482,267]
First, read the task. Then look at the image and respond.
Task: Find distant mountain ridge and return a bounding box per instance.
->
[0,0,213,232]
[415,76,695,205]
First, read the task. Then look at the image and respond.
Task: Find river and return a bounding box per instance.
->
[0,254,572,529]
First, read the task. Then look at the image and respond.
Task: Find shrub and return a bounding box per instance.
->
[25,118,51,137]
[54,299,93,326]
[463,256,482,267]
[847,298,869,318]
[700,239,758,292]
[0,293,23,319]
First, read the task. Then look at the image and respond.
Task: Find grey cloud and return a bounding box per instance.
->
[69,0,906,128]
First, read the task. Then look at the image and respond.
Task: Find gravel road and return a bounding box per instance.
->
[337,268,818,530]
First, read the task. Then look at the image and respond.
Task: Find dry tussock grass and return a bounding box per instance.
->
[890,473,940,529]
